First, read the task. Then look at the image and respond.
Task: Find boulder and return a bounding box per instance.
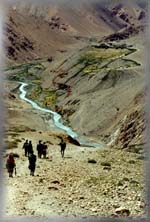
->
[88,159,97,164]
[114,207,130,216]
[48,186,58,191]
[51,180,60,184]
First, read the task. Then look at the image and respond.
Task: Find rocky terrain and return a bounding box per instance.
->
[3,0,146,219]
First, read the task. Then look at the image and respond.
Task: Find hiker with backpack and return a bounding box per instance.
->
[6,153,16,177]
[36,140,43,158]
[58,138,66,158]
[28,150,36,176]
[22,140,29,157]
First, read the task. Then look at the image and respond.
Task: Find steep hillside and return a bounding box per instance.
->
[5,1,146,63]
[99,1,146,26]
[5,41,145,146]
[5,2,113,63]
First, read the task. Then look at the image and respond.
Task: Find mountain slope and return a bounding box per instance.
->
[5,1,146,63]
[5,0,146,148]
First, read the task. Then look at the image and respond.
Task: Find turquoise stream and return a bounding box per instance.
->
[19,82,103,148]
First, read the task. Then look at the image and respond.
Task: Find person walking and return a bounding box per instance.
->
[42,142,48,159]
[22,140,29,157]
[28,140,33,156]
[59,138,66,158]
[28,150,36,176]
[6,153,16,177]
[36,140,43,158]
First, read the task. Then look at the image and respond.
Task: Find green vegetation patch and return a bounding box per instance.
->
[33,64,45,70]
[78,46,139,75]
[84,64,100,74]
[6,62,46,82]
[27,85,58,108]
[79,48,129,65]
[43,91,57,107]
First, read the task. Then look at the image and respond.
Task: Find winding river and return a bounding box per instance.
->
[19,82,103,148]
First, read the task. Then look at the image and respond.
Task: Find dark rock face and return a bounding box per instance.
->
[7,46,15,57]
[119,13,129,23]
[5,23,34,60]
[111,4,123,17]
[138,11,146,20]
[8,93,16,99]
[49,16,68,32]
[103,25,144,42]
[115,109,145,149]
[67,135,80,146]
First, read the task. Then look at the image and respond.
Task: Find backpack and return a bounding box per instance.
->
[6,159,15,169]
[61,141,66,149]
[23,142,28,149]
[29,154,36,165]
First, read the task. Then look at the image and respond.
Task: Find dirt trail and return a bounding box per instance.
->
[4,134,144,218]
[5,137,95,217]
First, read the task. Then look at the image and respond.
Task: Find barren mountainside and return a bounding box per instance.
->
[5,1,146,61]
[5,0,146,148]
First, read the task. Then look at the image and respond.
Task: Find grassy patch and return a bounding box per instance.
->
[79,48,129,65]
[43,93,57,106]
[78,46,139,75]
[84,64,100,74]
[6,62,45,82]
[28,86,58,107]
[33,64,45,70]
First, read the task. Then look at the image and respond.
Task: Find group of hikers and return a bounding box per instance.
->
[23,140,48,159]
[6,137,66,177]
